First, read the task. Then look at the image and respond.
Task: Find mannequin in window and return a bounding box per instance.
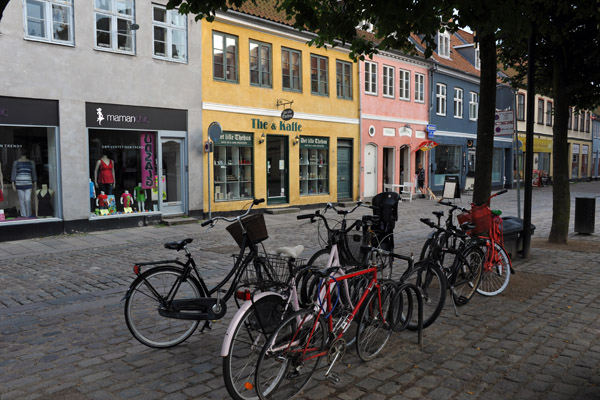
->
[11,155,37,217]
[35,184,54,217]
[121,190,134,209]
[97,191,108,209]
[134,183,146,212]
[94,155,115,195]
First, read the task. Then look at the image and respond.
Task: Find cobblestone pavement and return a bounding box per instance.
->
[1,183,600,399]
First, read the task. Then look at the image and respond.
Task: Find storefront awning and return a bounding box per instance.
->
[415,140,439,152]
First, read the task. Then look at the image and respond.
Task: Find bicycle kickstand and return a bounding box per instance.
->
[449,287,460,317]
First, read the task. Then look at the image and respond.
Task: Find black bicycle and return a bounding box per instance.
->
[123,198,290,348]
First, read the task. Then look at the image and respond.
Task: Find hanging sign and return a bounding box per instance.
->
[281,108,294,121]
[140,132,156,189]
[415,140,439,151]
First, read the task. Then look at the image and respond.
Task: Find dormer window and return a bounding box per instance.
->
[438,31,451,58]
[474,45,481,70]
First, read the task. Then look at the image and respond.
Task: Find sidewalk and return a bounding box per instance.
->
[1,182,599,399]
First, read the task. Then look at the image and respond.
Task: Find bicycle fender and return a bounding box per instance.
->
[220,292,285,357]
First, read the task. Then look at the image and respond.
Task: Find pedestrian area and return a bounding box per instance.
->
[1,183,600,399]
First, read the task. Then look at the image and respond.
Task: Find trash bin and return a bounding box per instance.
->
[575,196,596,234]
[502,216,536,257]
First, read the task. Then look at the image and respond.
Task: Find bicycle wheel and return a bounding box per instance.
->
[124,266,204,348]
[223,294,287,400]
[476,240,511,296]
[418,237,433,261]
[255,309,325,400]
[451,245,484,305]
[300,249,331,306]
[355,281,394,361]
[405,260,447,331]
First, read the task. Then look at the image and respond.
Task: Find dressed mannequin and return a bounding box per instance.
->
[96,191,108,209]
[120,190,134,208]
[133,183,146,212]
[94,155,115,195]
[11,155,37,217]
[35,184,54,217]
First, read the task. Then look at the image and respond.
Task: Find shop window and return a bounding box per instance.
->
[433,144,461,185]
[94,0,135,54]
[492,148,502,182]
[213,31,238,82]
[299,136,329,195]
[213,132,253,201]
[24,0,74,45]
[311,54,329,96]
[336,60,353,100]
[282,47,301,92]
[0,127,59,220]
[152,4,187,62]
[249,40,272,87]
[572,144,580,178]
[89,130,158,216]
[581,145,589,177]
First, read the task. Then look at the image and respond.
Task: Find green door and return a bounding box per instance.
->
[266,135,289,204]
[337,143,352,200]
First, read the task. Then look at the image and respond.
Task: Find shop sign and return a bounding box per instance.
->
[215,131,253,147]
[573,144,580,154]
[299,136,328,149]
[0,96,59,126]
[281,108,294,121]
[86,102,187,131]
[140,132,156,189]
[251,118,302,132]
[582,145,589,155]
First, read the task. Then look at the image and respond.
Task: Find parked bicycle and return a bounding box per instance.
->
[457,189,513,296]
[123,198,293,348]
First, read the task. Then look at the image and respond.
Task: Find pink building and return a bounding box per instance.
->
[360,50,432,199]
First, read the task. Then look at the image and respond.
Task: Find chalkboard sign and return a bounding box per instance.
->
[443,175,461,199]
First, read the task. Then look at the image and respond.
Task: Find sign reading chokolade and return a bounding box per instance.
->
[85,102,187,131]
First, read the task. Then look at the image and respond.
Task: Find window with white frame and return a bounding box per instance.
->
[24,0,74,44]
[213,31,238,82]
[382,65,395,98]
[580,111,586,131]
[364,61,377,95]
[94,0,135,53]
[454,88,463,118]
[249,40,272,87]
[436,83,446,116]
[574,110,579,131]
[546,101,553,126]
[438,31,451,58]
[414,73,425,103]
[399,69,410,100]
[537,99,544,124]
[152,4,187,62]
[469,91,478,120]
[517,93,525,120]
[474,45,480,70]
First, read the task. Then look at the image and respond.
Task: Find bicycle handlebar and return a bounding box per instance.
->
[437,200,469,212]
[202,198,265,227]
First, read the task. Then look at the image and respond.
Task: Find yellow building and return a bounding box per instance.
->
[200,4,360,213]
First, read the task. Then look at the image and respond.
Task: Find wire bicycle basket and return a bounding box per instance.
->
[238,253,306,289]
[226,213,269,248]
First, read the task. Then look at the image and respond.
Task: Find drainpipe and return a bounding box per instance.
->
[428,62,438,190]
[358,61,363,201]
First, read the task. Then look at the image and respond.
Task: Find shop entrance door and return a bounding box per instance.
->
[266,135,288,204]
[159,136,186,215]
[382,147,395,188]
[337,141,352,200]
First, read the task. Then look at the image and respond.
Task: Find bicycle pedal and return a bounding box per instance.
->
[455,296,469,306]
[326,372,341,384]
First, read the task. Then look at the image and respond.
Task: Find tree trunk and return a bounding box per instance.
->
[472,31,497,206]
[549,58,570,244]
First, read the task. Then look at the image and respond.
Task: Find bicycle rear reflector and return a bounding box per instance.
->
[236,290,252,301]
[133,265,141,275]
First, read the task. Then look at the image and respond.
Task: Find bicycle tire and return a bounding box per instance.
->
[451,245,484,305]
[300,249,331,306]
[355,280,395,361]
[419,237,433,261]
[405,261,447,331]
[223,294,287,400]
[255,309,325,400]
[124,266,205,348]
[476,240,511,296]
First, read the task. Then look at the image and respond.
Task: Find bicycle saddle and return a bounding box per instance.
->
[276,245,304,259]
[433,211,444,219]
[164,238,193,251]
[309,266,340,278]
